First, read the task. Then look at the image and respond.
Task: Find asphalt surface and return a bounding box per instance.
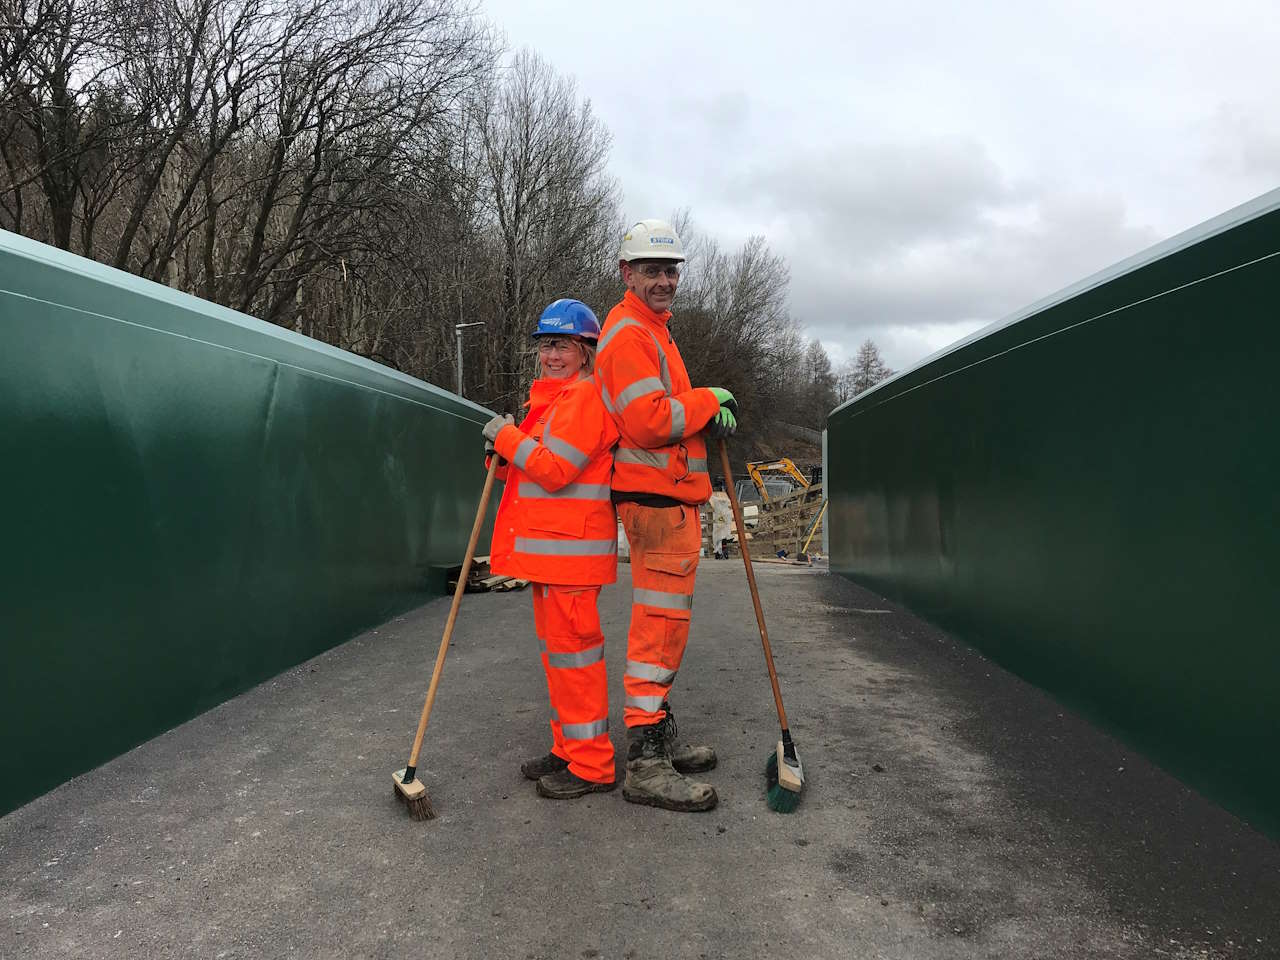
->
[3,562,1278,959]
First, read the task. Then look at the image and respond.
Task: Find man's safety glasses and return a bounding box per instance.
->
[633,263,681,279]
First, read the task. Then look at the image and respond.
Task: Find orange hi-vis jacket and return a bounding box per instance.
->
[488,375,620,585]
[596,290,723,505]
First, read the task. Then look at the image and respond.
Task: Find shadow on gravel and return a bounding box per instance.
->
[810,571,1280,959]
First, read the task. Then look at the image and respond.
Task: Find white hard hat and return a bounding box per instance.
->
[618,219,685,263]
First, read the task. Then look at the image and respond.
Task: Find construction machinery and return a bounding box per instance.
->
[713,458,825,560]
[734,477,792,507]
[746,459,811,503]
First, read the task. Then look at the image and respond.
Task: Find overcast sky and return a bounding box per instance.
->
[478,0,1280,372]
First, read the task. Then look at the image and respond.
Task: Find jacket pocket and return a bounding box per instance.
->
[639,550,698,622]
[643,551,698,577]
[528,512,588,538]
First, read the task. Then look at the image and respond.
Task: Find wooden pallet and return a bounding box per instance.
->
[749,483,825,559]
[446,556,530,594]
[701,485,825,560]
[492,577,530,592]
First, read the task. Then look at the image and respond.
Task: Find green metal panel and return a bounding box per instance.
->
[826,191,1280,838]
[1,230,495,815]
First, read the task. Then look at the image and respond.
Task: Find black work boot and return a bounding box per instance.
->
[520,753,569,781]
[660,701,717,774]
[536,768,617,799]
[622,722,718,812]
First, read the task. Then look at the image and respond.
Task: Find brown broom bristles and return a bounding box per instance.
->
[394,784,436,820]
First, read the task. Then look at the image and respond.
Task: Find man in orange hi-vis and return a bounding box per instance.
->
[596,219,740,812]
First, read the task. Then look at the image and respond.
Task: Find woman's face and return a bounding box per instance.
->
[537,337,586,379]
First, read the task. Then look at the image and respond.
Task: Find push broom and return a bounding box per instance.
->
[718,439,806,812]
[393,453,501,820]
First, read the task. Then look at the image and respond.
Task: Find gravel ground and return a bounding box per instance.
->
[2,561,1277,959]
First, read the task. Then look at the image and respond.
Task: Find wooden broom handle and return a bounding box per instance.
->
[407,453,501,768]
[718,439,790,731]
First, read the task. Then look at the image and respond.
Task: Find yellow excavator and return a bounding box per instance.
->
[722,457,824,560]
[746,458,810,503]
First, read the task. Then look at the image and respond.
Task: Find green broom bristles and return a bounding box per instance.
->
[767,782,802,813]
[765,750,803,813]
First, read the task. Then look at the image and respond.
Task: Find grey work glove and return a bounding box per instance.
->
[483,413,515,456]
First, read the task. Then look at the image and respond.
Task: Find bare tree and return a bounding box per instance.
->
[106,0,292,281]
[472,48,618,410]
[0,0,138,248]
[672,226,802,443]
[4,5,855,425]
[839,338,893,400]
[800,337,838,426]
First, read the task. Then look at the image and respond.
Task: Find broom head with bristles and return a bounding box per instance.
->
[765,740,804,813]
[393,768,436,821]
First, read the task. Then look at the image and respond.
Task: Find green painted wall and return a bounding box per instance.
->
[1,230,495,815]
[826,191,1280,838]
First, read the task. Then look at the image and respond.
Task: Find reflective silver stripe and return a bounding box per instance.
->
[593,371,616,414]
[539,410,591,469]
[634,588,694,611]
[550,707,559,722]
[518,481,612,500]
[653,336,672,391]
[625,659,677,685]
[616,447,669,468]
[512,436,537,470]
[625,695,665,712]
[687,457,708,473]
[562,717,610,740]
[599,318,671,391]
[547,644,605,669]
[615,376,666,410]
[515,537,618,556]
[668,397,686,442]
[544,433,589,468]
[636,326,673,392]
[597,317,643,354]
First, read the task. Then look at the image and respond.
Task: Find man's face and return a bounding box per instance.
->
[622,259,681,314]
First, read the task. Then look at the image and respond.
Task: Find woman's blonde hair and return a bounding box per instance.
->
[579,339,596,375]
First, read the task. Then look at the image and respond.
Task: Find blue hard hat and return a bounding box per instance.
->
[533,299,601,341]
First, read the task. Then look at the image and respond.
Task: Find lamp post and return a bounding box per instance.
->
[454,321,486,397]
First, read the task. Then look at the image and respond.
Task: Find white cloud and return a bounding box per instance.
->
[753,148,1162,369]
[481,0,1280,372]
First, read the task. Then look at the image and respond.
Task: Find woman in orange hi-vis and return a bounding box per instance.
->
[482,299,621,800]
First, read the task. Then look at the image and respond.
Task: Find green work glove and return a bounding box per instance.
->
[708,387,737,414]
[705,405,737,439]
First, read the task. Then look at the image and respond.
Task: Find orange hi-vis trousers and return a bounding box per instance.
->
[532,584,615,784]
[618,501,702,727]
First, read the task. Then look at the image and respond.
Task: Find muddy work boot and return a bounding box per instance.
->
[622,723,718,812]
[536,768,616,800]
[660,701,717,774]
[520,752,569,781]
